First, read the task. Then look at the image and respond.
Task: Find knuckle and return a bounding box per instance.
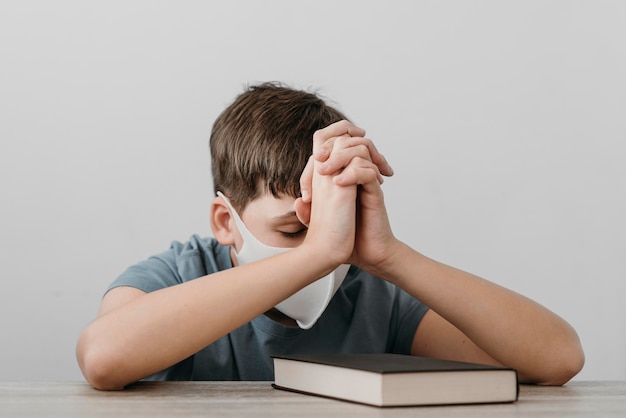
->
[356,143,369,154]
[333,135,349,147]
[337,119,350,129]
[312,129,324,142]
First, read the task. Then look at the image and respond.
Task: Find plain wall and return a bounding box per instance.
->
[0,1,624,381]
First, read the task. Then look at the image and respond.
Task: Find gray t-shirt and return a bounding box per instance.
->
[107,235,429,381]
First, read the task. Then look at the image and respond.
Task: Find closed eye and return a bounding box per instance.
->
[280,228,307,239]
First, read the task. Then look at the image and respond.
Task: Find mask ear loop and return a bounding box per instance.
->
[217,191,255,264]
[217,191,249,243]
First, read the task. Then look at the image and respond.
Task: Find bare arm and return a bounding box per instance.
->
[77,249,334,390]
[371,240,584,385]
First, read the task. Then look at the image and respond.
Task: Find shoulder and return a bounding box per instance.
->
[168,235,231,268]
[161,234,233,279]
[109,235,232,293]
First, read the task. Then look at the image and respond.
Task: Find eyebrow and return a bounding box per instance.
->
[271,211,298,222]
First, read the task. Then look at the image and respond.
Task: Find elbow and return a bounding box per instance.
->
[545,346,585,386]
[531,335,586,386]
[76,329,130,391]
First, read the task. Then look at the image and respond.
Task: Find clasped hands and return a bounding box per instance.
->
[294,120,398,273]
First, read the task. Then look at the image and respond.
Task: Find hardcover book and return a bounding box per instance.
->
[272,353,518,407]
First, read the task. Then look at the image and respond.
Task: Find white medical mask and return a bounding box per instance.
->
[217,192,349,329]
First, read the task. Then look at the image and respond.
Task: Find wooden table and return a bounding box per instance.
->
[1,381,624,417]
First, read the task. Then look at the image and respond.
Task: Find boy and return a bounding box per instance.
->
[76,82,584,390]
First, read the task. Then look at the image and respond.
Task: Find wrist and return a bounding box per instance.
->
[361,238,407,279]
[293,241,344,280]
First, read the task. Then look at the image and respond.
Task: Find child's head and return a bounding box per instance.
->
[210,82,347,213]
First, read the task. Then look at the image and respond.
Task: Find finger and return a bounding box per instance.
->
[318,142,372,174]
[334,166,382,187]
[371,150,394,177]
[333,157,383,187]
[313,137,336,162]
[318,137,393,178]
[312,120,366,157]
[299,155,314,202]
[352,137,393,177]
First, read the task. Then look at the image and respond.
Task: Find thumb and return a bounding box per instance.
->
[293,197,311,227]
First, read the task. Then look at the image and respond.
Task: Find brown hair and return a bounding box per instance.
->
[210,82,347,211]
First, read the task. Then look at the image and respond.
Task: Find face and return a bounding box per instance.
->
[231,192,307,252]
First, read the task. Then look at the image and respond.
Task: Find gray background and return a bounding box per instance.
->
[1,1,624,381]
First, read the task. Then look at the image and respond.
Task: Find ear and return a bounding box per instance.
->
[210,195,238,247]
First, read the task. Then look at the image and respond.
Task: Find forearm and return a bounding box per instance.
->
[377,241,584,384]
[77,246,331,390]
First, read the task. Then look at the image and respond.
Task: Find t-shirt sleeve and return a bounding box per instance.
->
[389,286,430,354]
[106,252,183,294]
[105,236,228,295]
